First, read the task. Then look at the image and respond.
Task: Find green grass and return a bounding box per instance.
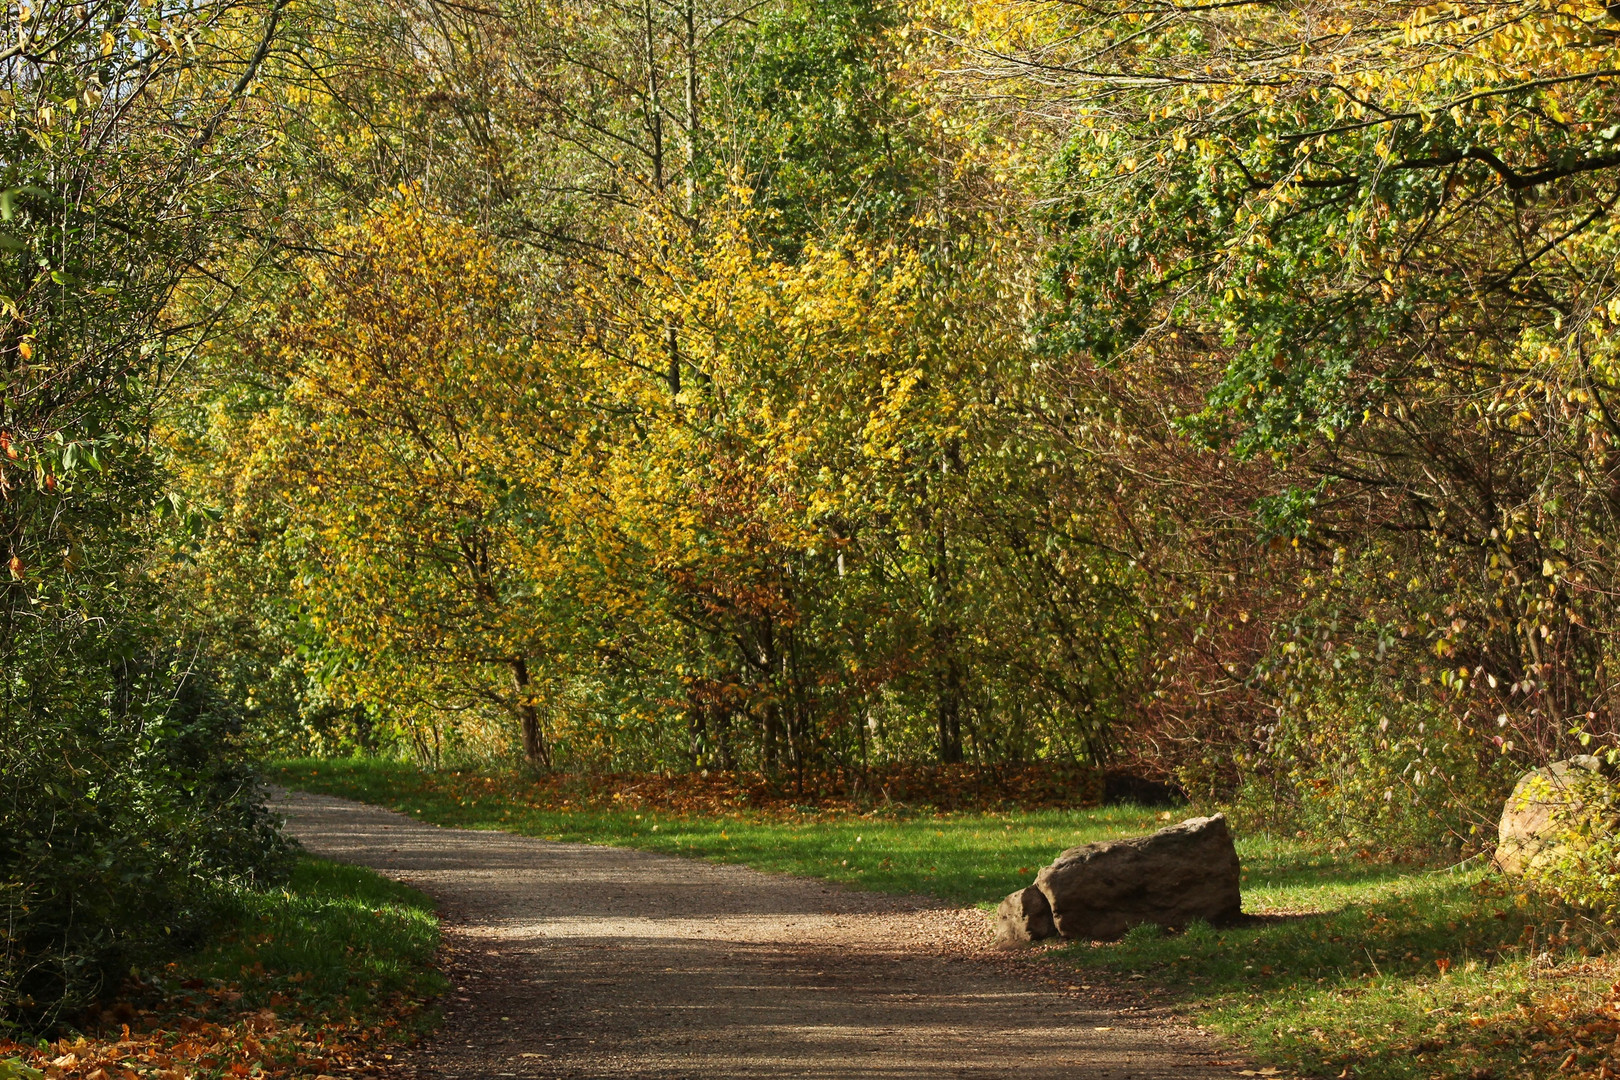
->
[272,757,1171,903]
[173,856,447,1027]
[0,857,447,1080]
[1073,866,1606,1080]
[272,758,1614,1080]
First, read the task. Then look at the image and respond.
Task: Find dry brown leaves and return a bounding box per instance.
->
[1375,960,1620,1079]
[1529,966,1620,1079]
[422,762,1143,818]
[0,987,422,1080]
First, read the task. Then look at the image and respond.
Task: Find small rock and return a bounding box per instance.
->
[1035,813,1242,940]
[1494,756,1616,876]
[994,885,1056,946]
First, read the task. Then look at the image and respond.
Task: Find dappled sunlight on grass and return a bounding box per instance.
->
[189,858,446,1019]
[1074,855,1614,1080]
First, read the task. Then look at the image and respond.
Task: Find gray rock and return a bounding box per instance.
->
[994,885,1056,947]
[1034,814,1242,940]
[1494,756,1615,876]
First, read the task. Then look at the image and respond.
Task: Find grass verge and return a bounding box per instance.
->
[1077,862,1616,1080]
[272,757,1169,904]
[273,757,1620,1080]
[1,856,445,1080]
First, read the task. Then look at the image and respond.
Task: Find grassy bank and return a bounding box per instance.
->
[1,857,445,1080]
[273,758,1618,1080]
[1081,873,1614,1080]
[183,857,445,1024]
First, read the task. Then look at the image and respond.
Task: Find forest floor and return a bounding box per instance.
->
[275,760,1620,1080]
[272,785,1235,1079]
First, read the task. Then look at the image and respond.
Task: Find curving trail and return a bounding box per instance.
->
[273,788,1238,1080]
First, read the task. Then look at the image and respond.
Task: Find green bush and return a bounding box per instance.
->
[1511,758,1620,917]
[1236,684,1512,855]
[0,654,290,1030]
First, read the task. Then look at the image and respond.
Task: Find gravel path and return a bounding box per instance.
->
[272,788,1239,1080]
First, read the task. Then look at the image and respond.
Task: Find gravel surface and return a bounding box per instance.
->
[272,788,1243,1080]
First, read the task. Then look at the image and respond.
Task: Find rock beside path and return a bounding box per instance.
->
[997,814,1242,943]
[994,885,1056,947]
[1495,756,1617,876]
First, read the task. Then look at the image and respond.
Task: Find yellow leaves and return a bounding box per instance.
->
[179,190,597,736]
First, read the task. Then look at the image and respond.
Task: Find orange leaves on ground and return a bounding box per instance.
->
[1366,962,1620,1079]
[0,992,420,1080]
[386,761,1113,818]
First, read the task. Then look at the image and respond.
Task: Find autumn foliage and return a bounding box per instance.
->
[164,1,1620,855]
[17,0,1620,1032]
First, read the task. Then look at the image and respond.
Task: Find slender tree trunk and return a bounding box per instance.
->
[640,0,681,396]
[687,690,706,767]
[935,639,963,764]
[642,0,664,194]
[682,0,699,219]
[763,700,782,773]
[666,323,681,395]
[931,488,963,764]
[510,658,550,766]
[717,707,736,771]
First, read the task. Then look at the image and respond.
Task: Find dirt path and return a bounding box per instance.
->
[273,789,1239,1080]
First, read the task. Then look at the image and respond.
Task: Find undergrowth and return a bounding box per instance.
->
[0,857,444,1080]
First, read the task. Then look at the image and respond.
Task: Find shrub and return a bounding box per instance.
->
[0,654,290,1030]
[1237,684,1512,856]
[1513,759,1620,919]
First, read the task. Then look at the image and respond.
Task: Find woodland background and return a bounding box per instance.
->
[6,0,1620,1027]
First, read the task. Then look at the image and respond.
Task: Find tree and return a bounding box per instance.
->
[184,194,595,765]
[961,0,1620,831]
[1,0,295,1024]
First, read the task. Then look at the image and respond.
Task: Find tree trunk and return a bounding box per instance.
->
[936,642,964,764]
[762,700,783,773]
[687,691,707,768]
[510,658,550,767]
[931,492,963,764]
[682,0,699,219]
[716,707,736,771]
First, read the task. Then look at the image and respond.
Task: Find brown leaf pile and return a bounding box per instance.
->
[0,985,423,1080]
[1530,967,1620,1079]
[407,762,1151,818]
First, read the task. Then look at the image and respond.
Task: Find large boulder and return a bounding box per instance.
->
[1495,756,1617,876]
[994,885,1056,947]
[1033,813,1242,940]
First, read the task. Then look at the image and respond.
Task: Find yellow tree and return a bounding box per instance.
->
[182,194,593,764]
[951,0,1620,826]
[580,197,1119,774]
